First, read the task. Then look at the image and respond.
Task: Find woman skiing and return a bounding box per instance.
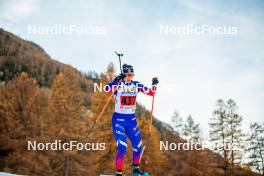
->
[107,64,159,176]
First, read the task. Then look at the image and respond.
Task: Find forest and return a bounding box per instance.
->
[0,28,263,176]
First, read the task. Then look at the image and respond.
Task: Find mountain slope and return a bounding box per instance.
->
[0,28,258,176]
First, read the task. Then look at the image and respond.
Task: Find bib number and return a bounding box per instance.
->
[120,96,136,106]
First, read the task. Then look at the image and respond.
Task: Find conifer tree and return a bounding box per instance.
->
[183,115,201,143]
[247,122,264,175]
[209,99,230,175]
[171,110,183,137]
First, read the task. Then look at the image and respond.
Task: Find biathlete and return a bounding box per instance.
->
[107,64,159,176]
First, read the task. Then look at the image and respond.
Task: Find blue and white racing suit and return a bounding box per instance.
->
[107,80,156,171]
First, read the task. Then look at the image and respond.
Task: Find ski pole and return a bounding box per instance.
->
[141,94,155,163]
[149,95,155,133]
[86,93,114,139]
[86,51,123,139]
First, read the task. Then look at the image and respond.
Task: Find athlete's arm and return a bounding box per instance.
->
[136,77,159,96]
[136,82,157,96]
[106,80,119,93]
[106,74,125,93]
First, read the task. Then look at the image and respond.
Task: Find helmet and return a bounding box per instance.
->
[122,64,134,73]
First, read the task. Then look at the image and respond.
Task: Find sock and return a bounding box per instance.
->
[116,169,122,176]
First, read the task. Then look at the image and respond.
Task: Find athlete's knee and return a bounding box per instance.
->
[117,140,127,154]
[133,140,142,154]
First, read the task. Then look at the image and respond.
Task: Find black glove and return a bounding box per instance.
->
[114,73,126,82]
[152,77,159,85]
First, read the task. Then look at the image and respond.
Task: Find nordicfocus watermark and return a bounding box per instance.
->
[27,140,105,151]
[93,82,157,93]
[27,24,105,35]
[160,141,243,151]
[160,24,238,36]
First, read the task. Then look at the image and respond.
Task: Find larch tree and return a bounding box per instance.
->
[183,115,201,143]
[209,99,229,176]
[247,122,264,176]
[171,110,183,137]
[0,72,47,174]
[226,99,244,173]
[209,99,245,176]
[182,115,201,176]
[89,63,116,174]
[47,72,87,176]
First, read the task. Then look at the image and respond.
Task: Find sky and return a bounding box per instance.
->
[0,0,264,139]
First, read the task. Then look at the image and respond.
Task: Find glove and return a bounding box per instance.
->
[114,73,126,82]
[152,77,159,85]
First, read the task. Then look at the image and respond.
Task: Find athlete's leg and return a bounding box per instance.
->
[127,116,143,165]
[127,117,149,175]
[112,113,127,172]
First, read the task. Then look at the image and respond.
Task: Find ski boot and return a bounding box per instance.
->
[132,164,149,176]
